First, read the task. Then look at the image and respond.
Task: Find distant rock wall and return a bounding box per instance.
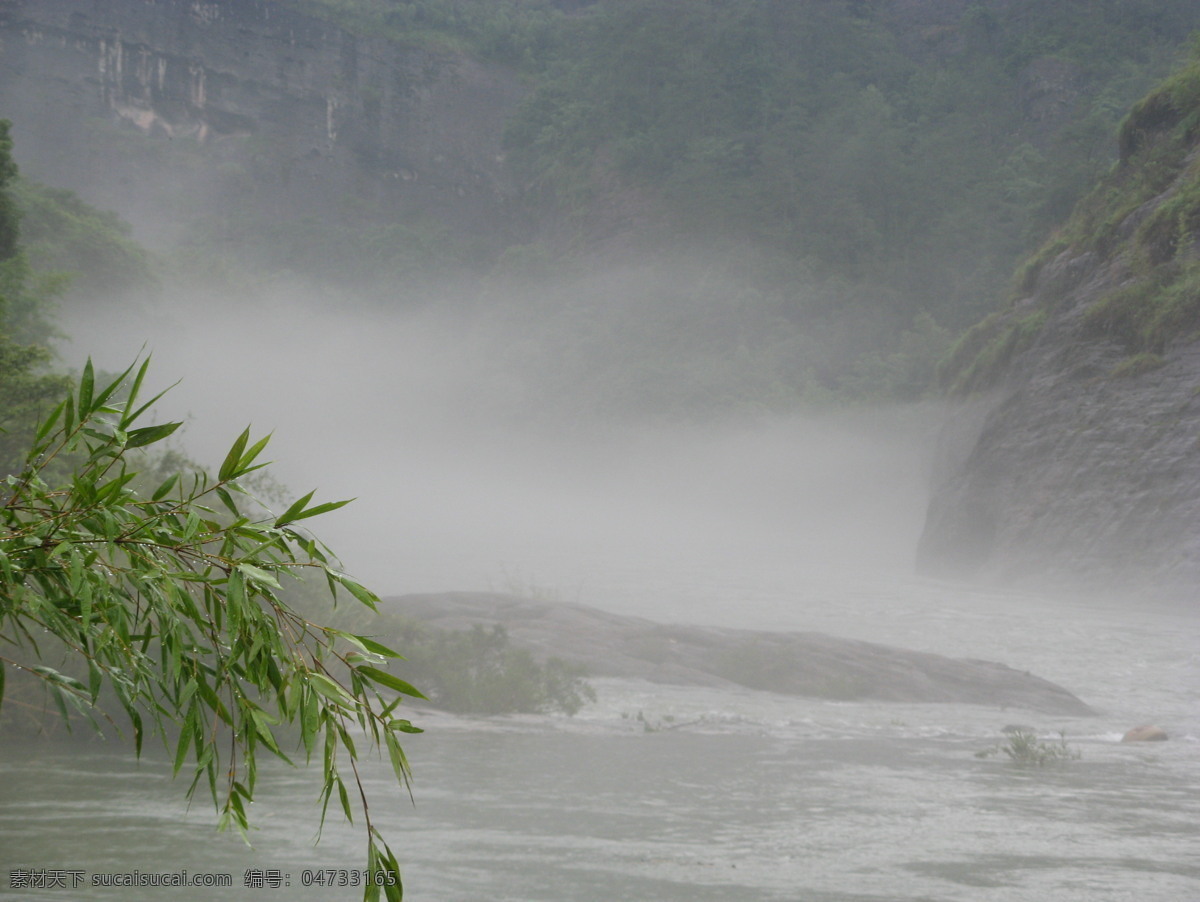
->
[0,0,523,245]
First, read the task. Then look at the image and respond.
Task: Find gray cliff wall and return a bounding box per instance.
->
[0,0,523,245]
[918,142,1200,599]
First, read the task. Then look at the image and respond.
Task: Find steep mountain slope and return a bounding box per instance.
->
[919,56,1200,598]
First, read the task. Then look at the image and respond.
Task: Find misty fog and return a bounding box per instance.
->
[56,267,938,634]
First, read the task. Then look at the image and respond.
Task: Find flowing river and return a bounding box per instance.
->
[1,575,1196,902]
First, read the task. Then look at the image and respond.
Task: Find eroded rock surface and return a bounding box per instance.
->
[387,592,1097,716]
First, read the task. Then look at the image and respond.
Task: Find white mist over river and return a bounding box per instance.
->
[7,280,1194,901]
[54,279,935,629]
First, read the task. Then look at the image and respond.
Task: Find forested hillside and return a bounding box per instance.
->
[5,0,1200,408]
[272,0,1200,397]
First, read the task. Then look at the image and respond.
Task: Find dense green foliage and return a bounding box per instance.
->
[0,362,415,899]
[12,180,156,297]
[268,0,1200,402]
[0,121,73,472]
[503,0,1200,329]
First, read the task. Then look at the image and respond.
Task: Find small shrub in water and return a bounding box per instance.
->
[976,730,1081,767]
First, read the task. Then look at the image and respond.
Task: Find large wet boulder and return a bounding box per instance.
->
[385,592,1096,716]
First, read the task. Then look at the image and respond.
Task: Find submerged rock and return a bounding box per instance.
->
[1121,724,1168,742]
[386,592,1097,716]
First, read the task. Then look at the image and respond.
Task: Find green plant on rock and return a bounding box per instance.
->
[976,730,1081,767]
[938,309,1048,395]
[0,358,421,902]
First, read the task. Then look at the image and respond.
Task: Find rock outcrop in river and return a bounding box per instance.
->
[919,57,1200,601]
[387,592,1097,716]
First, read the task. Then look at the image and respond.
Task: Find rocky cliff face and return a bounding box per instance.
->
[919,60,1200,600]
[0,0,523,246]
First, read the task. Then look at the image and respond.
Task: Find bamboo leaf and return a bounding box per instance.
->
[92,358,138,411]
[121,356,152,423]
[151,473,179,501]
[354,634,404,659]
[309,672,355,708]
[236,562,281,589]
[218,428,251,481]
[337,777,352,823]
[277,498,353,527]
[78,358,95,415]
[174,710,195,775]
[237,433,272,473]
[329,572,380,611]
[33,400,66,442]
[272,489,315,529]
[357,667,427,700]
[388,719,423,735]
[215,487,241,517]
[121,379,180,431]
[126,421,182,448]
[324,628,402,660]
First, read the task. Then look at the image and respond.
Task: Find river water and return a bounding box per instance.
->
[1,576,1196,902]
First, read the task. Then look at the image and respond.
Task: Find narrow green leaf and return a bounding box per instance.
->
[351,634,404,659]
[174,710,195,775]
[237,433,272,474]
[151,473,179,501]
[249,710,289,759]
[126,421,182,448]
[78,358,95,415]
[50,684,72,730]
[215,486,241,517]
[236,563,281,589]
[121,380,180,431]
[357,667,427,700]
[323,629,402,660]
[218,427,251,481]
[91,357,138,411]
[336,777,352,823]
[33,400,66,442]
[300,688,318,760]
[308,672,355,708]
[87,659,102,704]
[385,733,411,788]
[329,572,380,611]
[277,498,353,527]
[128,706,144,759]
[273,489,315,529]
[120,357,152,425]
